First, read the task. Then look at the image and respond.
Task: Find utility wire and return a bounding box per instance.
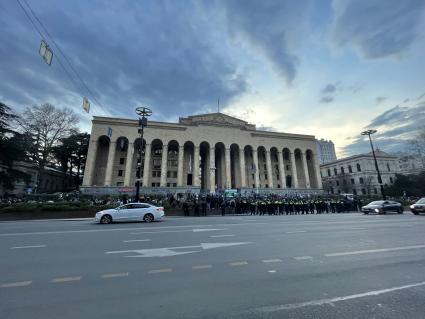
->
[22,0,103,109]
[16,0,83,99]
[16,0,103,110]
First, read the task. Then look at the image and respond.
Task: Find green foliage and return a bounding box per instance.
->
[385,173,425,197]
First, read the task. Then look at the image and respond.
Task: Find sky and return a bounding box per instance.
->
[1,0,425,157]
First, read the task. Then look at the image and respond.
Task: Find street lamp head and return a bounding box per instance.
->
[361,129,377,136]
[135,106,152,117]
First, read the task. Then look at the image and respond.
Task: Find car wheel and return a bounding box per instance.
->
[143,213,154,223]
[413,212,419,215]
[398,208,403,214]
[100,215,112,224]
[364,212,369,215]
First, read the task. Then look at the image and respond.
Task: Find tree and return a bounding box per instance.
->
[18,104,79,192]
[52,132,89,189]
[385,172,425,197]
[0,103,31,191]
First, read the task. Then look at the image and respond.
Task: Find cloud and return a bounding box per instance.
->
[321,83,337,94]
[376,96,387,104]
[332,0,425,59]
[0,1,247,122]
[320,96,334,103]
[219,0,312,83]
[342,101,425,156]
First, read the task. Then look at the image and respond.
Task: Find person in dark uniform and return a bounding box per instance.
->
[201,199,207,216]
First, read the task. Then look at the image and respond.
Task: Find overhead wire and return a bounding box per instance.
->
[16,0,102,111]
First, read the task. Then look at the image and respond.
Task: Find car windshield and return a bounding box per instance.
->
[417,198,425,204]
[369,201,384,205]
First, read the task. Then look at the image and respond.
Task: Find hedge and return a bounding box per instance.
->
[0,202,117,213]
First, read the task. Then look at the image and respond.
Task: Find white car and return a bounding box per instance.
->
[95,203,164,224]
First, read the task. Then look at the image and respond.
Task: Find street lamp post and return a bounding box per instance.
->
[135,107,152,202]
[361,129,386,200]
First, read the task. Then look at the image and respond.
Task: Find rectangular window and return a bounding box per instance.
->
[264,164,267,170]
[336,181,339,186]
[119,158,125,165]
[168,160,178,167]
[116,182,123,186]
[351,178,355,185]
[153,159,161,168]
[264,174,268,180]
[118,170,123,177]
[359,177,364,184]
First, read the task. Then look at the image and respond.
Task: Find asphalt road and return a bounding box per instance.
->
[1,211,425,319]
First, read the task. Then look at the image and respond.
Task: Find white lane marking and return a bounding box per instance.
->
[268,270,277,273]
[255,280,425,313]
[101,272,129,278]
[106,242,251,258]
[286,231,307,234]
[262,259,282,263]
[51,276,81,283]
[294,256,313,260]
[123,239,151,243]
[325,244,425,257]
[130,228,225,235]
[0,224,216,237]
[10,245,46,249]
[0,281,32,288]
[192,265,213,270]
[230,261,248,266]
[148,268,173,274]
[210,234,235,238]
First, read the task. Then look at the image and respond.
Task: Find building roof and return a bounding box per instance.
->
[321,149,397,167]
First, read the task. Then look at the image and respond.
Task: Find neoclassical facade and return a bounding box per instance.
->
[81,113,323,195]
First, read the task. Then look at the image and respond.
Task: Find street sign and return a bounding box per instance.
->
[105,242,251,258]
[39,40,53,65]
[82,97,90,113]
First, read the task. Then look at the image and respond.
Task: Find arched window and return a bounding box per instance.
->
[348,165,352,173]
[356,163,361,172]
[341,167,345,174]
[327,169,331,177]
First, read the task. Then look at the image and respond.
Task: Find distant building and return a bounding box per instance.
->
[320,150,399,196]
[316,139,337,164]
[0,161,76,196]
[397,154,425,175]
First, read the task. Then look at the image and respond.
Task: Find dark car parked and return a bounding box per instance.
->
[410,198,425,215]
[361,200,403,214]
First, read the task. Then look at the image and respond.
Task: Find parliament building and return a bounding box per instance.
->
[81,113,323,196]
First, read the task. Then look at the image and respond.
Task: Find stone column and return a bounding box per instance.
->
[209,146,215,193]
[290,151,299,188]
[239,148,246,188]
[124,142,134,186]
[177,145,184,187]
[142,143,151,187]
[302,151,311,189]
[253,149,260,188]
[277,150,286,188]
[193,145,200,187]
[313,152,323,189]
[265,149,273,188]
[225,147,231,189]
[82,139,98,186]
[104,141,116,186]
[160,144,168,187]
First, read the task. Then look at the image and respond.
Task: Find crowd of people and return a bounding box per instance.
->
[0,192,371,217]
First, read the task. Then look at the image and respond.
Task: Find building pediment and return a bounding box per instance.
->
[179,113,255,130]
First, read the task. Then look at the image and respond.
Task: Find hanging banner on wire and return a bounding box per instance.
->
[82,97,90,113]
[39,40,53,65]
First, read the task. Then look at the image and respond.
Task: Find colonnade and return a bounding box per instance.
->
[83,136,322,191]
